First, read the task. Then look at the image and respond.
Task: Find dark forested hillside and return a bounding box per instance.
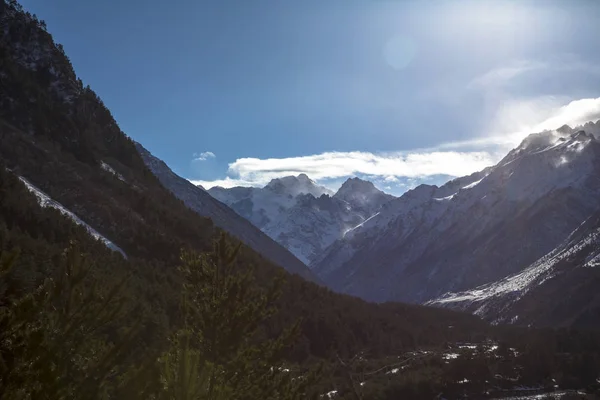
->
[1,1,600,398]
[134,141,318,283]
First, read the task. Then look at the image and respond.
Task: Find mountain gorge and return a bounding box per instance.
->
[208,175,394,265]
[2,1,600,397]
[0,0,487,370]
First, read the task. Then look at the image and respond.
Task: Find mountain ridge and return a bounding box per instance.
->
[207,174,395,264]
[264,173,333,197]
[312,125,600,309]
[135,142,319,283]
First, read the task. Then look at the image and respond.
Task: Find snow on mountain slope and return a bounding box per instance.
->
[101,161,126,182]
[266,174,333,197]
[135,143,319,283]
[262,193,366,264]
[311,170,488,279]
[18,176,127,258]
[209,174,333,231]
[429,209,600,327]
[313,128,600,303]
[580,120,600,139]
[333,177,394,216]
[208,176,394,265]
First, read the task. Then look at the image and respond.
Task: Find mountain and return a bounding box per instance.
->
[578,120,600,138]
[208,174,332,230]
[135,143,318,283]
[313,127,600,307]
[333,177,395,216]
[208,176,394,264]
[3,3,600,397]
[429,206,600,328]
[265,173,333,198]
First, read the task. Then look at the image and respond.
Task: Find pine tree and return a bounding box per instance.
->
[0,243,142,400]
[157,233,320,400]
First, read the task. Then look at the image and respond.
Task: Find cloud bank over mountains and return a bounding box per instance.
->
[191,150,494,190]
[191,97,600,192]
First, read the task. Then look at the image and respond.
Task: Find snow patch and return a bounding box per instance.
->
[434,194,455,201]
[462,177,484,190]
[343,212,380,237]
[101,161,125,182]
[19,177,127,258]
[385,364,409,374]
[443,353,460,360]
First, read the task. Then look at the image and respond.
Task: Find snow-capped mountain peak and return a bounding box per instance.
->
[208,174,395,265]
[336,177,377,194]
[265,173,333,197]
[509,123,598,159]
[335,177,379,200]
[333,177,394,215]
[581,120,600,138]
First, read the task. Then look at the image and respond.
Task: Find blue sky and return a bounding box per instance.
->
[21,0,600,195]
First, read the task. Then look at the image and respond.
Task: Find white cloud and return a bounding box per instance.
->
[194,150,496,189]
[191,97,600,191]
[469,58,600,90]
[468,60,545,89]
[193,151,216,162]
[468,58,600,144]
[191,177,256,189]
[532,97,600,132]
[438,97,600,152]
[486,95,569,137]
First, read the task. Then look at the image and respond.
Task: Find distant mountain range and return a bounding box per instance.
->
[200,120,600,328]
[208,174,394,265]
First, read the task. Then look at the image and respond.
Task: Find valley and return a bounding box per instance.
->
[1,0,599,398]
